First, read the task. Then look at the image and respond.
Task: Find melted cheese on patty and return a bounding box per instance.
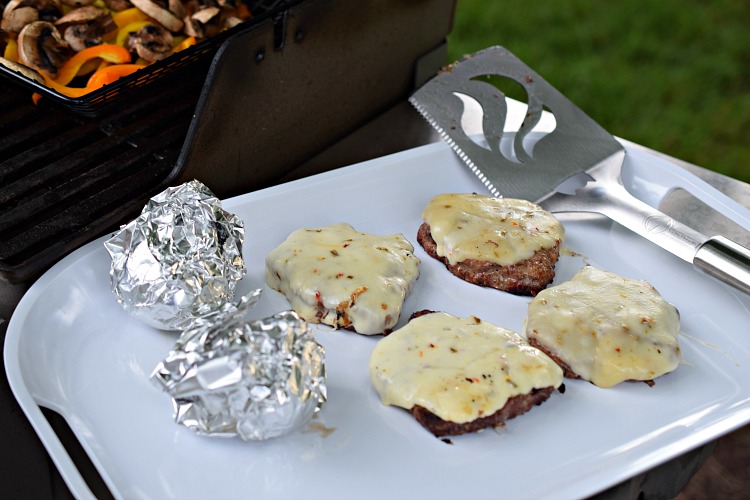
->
[369,312,563,424]
[524,266,681,388]
[421,193,564,266]
[265,223,420,335]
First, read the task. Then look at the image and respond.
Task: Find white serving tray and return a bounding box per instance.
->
[6,140,750,499]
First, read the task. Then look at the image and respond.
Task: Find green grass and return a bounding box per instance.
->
[447,0,750,183]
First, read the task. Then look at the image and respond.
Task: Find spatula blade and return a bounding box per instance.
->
[409,46,623,202]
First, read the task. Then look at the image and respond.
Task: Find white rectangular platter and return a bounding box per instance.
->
[6,141,750,499]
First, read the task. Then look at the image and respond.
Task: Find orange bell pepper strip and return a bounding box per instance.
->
[42,76,92,98]
[172,36,196,53]
[86,63,145,88]
[42,63,144,98]
[235,3,252,20]
[54,44,131,86]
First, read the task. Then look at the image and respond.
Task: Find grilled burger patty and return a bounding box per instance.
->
[369,310,564,437]
[417,194,564,296]
[524,266,681,388]
[410,387,557,437]
[265,222,420,335]
[417,222,561,296]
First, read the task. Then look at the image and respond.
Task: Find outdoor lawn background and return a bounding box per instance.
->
[446,0,749,183]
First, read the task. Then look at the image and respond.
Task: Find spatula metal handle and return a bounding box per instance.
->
[542,173,750,296]
[599,188,750,295]
[694,236,750,295]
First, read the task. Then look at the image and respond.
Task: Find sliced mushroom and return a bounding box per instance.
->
[179,0,200,15]
[222,16,242,30]
[103,0,133,11]
[127,23,172,62]
[55,6,116,51]
[2,0,63,34]
[191,5,220,23]
[2,6,38,33]
[2,0,20,17]
[2,0,39,33]
[60,0,96,8]
[130,0,183,32]
[32,0,63,22]
[167,0,185,21]
[0,54,46,84]
[54,4,101,25]
[183,5,220,38]
[17,20,70,78]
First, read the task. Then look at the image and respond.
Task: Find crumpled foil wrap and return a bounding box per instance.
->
[151,305,327,441]
[104,180,246,331]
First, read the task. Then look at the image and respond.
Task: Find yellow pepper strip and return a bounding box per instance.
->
[106,8,152,43]
[115,21,152,47]
[54,44,131,86]
[4,39,18,63]
[112,7,151,30]
[86,63,145,88]
[172,36,196,53]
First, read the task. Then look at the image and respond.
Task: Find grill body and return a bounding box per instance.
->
[0,0,455,319]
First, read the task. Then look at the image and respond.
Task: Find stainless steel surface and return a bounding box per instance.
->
[410,45,750,295]
[539,150,706,262]
[539,153,750,296]
[694,236,750,295]
[540,152,750,294]
[624,138,750,249]
[409,45,622,201]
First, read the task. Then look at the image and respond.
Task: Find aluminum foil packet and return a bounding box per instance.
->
[151,307,327,441]
[104,180,246,331]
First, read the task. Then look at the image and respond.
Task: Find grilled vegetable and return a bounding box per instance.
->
[1,0,253,99]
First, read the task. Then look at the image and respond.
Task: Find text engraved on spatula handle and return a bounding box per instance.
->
[572,181,750,296]
[609,194,750,296]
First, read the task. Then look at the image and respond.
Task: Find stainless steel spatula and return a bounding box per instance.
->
[410,45,750,295]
